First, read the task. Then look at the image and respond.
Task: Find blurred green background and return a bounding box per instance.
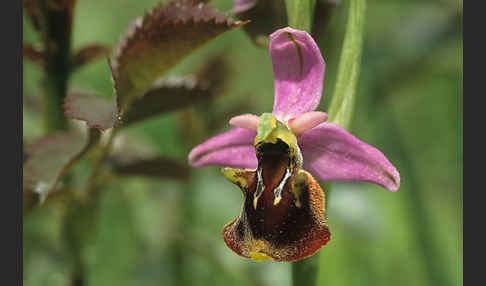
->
[23,0,462,285]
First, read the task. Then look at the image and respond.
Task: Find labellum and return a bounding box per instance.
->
[222,114,330,262]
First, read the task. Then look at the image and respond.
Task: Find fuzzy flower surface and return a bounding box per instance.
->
[188,27,400,262]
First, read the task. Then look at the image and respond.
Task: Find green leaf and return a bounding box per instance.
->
[327,0,366,130]
[64,92,117,130]
[23,130,101,207]
[121,76,212,127]
[110,0,248,115]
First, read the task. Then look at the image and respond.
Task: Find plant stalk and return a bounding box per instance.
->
[285,0,316,31]
[38,2,83,285]
[298,0,365,285]
[39,0,75,132]
[327,0,366,130]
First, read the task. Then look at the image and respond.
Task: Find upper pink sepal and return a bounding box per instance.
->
[269,27,325,121]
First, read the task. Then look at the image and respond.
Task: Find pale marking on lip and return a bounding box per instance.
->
[273,166,292,206]
[253,165,265,210]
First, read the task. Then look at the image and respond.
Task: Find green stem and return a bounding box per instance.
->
[38,4,86,284]
[86,128,118,196]
[43,75,69,131]
[39,1,74,132]
[327,0,366,130]
[312,0,366,285]
[285,0,316,31]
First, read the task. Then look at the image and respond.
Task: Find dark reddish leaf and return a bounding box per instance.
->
[64,92,117,130]
[195,54,234,97]
[64,78,213,130]
[109,135,189,180]
[23,92,41,113]
[109,133,159,161]
[23,0,41,31]
[23,44,44,66]
[121,76,212,126]
[23,132,85,203]
[121,56,234,127]
[23,186,71,212]
[45,0,77,13]
[110,0,248,113]
[71,44,111,69]
[23,130,101,210]
[111,157,190,180]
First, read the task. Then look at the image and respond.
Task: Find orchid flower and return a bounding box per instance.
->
[188,27,400,262]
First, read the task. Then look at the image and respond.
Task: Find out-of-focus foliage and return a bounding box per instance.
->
[71,45,111,70]
[121,77,214,127]
[23,0,462,286]
[111,0,247,114]
[64,92,117,130]
[23,131,95,209]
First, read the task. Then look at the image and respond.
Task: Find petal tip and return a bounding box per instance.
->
[229,114,259,131]
[289,111,328,136]
[187,147,199,166]
[385,168,401,192]
[269,27,310,40]
[300,123,401,192]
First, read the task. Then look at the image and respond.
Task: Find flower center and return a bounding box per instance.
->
[253,114,303,209]
[254,138,293,208]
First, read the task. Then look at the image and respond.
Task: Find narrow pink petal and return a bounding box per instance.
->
[232,0,257,14]
[269,27,325,121]
[288,111,328,136]
[188,128,257,169]
[299,123,400,191]
[229,113,259,131]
